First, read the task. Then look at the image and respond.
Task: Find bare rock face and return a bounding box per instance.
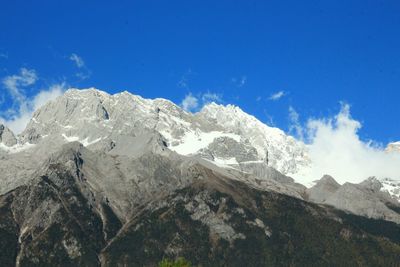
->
[0,88,400,266]
[308,176,400,224]
[11,88,310,176]
[0,124,17,147]
[307,175,340,203]
[2,149,399,266]
[197,136,259,163]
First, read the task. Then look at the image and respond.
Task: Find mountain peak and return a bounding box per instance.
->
[359,176,383,191]
[0,124,17,147]
[3,88,310,176]
[65,87,110,96]
[317,175,340,186]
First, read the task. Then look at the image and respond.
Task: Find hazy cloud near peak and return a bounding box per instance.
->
[288,106,304,140]
[3,68,38,104]
[293,103,400,185]
[202,92,222,104]
[181,93,199,112]
[181,91,223,112]
[0,68,66,134]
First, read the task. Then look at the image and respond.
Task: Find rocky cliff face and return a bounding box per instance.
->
[0,88,400,266]
[0,142,400,266]
[308,176,400,224]
[13,88,309,176]
[0,124,17,147]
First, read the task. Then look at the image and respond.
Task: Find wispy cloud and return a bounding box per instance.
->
[69,53,91,80]
[178,77,188,89]
[231,75,247,88]
[69,53,85,68]
[177,69,194,89]
[202,92,222,104]
[263,110,275,126]
[0,68,66,133]
[181,93,199,112]
[268,90,286,101]
[3,68,38,105]
[288,106,304,140]
[0,53,8,59]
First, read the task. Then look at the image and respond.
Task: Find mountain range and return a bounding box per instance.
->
[0,88,399,266]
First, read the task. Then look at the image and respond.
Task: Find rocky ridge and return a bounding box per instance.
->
[0,88,400,266]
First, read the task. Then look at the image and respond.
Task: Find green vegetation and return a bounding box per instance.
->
[2,171,400,266]
[159,258,191,267]
[100,182,400,266]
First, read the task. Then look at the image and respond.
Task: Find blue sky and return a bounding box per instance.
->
[1,1,399,143]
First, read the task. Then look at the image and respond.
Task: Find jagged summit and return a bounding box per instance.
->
[1,88,399,204]
[307,175,340,203]
[5,88,309,176]
[0,124,17,147]
[1,88,400,266]
[315,175,341,188]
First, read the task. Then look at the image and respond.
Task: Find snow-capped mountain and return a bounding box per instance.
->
[15,88,309,175]
[1,88,399,203]
[1,88,400,266]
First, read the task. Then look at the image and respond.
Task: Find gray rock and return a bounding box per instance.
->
[307,175,340,203]
[197,136,258,163]
[0,124,17,146]
[308,175,400,224]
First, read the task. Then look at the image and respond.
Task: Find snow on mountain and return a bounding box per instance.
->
[197,102,310,174]
[1,88,399,203]
[8,88,310,177]
[380,178,400,200]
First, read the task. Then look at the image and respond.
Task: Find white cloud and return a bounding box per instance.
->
[3,68,38,104]
[181,91,223,112]
[294,104,400,185]
[181,93,199,112]
[1,68,66,134]
[0,83,65,134]
[288,106,304,140]
[32,83,65,111]
[269,91,285,101]
[69,53,91,80]
[69,53,85,68]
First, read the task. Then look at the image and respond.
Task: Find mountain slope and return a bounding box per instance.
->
[15,88,309,175]
[0,142,400,266]
[0,88,400,266]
